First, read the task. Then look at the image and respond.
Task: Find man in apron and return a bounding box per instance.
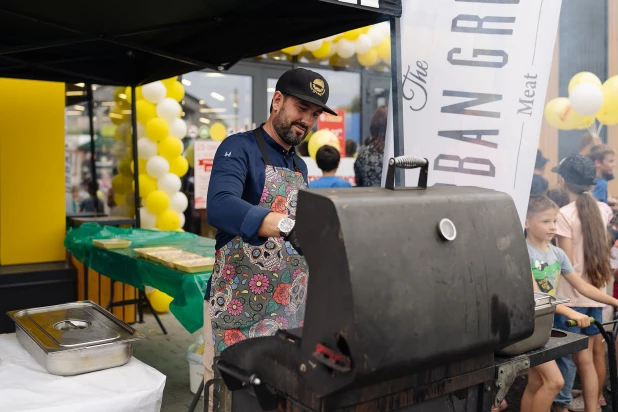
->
[203,68,337,411]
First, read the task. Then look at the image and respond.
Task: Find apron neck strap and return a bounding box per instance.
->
[253,127,302,173]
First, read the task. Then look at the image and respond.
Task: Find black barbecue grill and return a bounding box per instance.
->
[213,157,588,412]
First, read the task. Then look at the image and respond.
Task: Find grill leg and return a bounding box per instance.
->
[140,290,167,334]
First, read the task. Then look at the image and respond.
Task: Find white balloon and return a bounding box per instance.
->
[178,212,185,229]
[327,41,337,58]
[137,123,147,138]
[569,83,604,116]
[156,98,181,123]
[304,40,323,52]
[137,137,158,160]
[169,118,188,139]
[285,45,303,56]
[367,26,384,47]
[140,207,157,229]
[157,173,182,196]
[146,155,170,179]
[142,81,167,104]
[355,34,372,54]
[336,39,355,59]
[169,192,189,213]
[377,21,391,36]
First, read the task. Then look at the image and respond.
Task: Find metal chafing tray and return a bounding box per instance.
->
[6,300,145,376]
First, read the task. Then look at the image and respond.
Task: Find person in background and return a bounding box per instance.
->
[551,155,614,412]
[587,144,616,206]
[79,180,104,213]
[547,188,571,209]
[523,195,618,412]
[354,105,387,187]
[530,150,549,195]
[345,139,358,158]
[580,132,602,156]
[309,145,352,189]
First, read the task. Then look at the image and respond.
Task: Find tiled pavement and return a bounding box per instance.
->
[132,312,204,412]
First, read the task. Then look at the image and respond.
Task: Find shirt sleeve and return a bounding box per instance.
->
[206,136,270,245]
[555,246,575,275]
[593,179,608,203]
[354,157,364,187]
[556,209,572,239]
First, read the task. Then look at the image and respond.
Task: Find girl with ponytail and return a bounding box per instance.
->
[552,155,614,412]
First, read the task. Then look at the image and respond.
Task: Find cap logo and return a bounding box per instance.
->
[310,78,325,97]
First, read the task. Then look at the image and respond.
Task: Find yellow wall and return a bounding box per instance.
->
[0,79,65,265]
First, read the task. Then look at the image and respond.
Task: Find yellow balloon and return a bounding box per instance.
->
[111,175,126,195]
[114,193,126,206]
[136,100,157,125]
[169,155,189,177]
[597,75,618,125]
[312,42,331,59]
[122,176,134,194]
[357,49,379,67]
[119,158,133,177]
[161,77,178,90]
[131,159,148,174]
[186,143,195,168]
[281,45,303,55]
[146,118,169,142]
[159,136,184,159]
[156,209,181,231]
[210,123,227,141]
[146,190,170,215]
[136,174,158,197]
[308,129,341,160]
[544,97,594,130]
[343,28,363,41]
[376,36,391,61]
[166,81,185,102]
[114,87,129,108]
[148,289,173,313]
[109,106,127,126]
[568,72,602,94]
[124,86,143,104]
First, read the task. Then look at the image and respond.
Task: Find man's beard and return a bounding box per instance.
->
[273,107,309,147]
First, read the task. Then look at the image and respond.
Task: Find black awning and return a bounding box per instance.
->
[0,0,400,86]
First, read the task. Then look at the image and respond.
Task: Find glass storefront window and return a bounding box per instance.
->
[183,72,253,139]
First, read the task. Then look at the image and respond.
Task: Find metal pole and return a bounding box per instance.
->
[131,86,141,228]
[389,16,405,187]
[86,83,99,214]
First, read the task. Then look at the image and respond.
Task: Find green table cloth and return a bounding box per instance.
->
[65,223,215,333]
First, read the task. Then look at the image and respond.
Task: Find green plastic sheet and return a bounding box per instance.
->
[64,223,215,333]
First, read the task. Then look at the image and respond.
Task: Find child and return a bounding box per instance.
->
[309,145,352,189]
[588,144,616,205]
[552,155,615,412]
[522,195,618,412]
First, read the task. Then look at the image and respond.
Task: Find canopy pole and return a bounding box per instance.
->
[86,83,99,215]
[131,86,141,228]
[389,16,405,187]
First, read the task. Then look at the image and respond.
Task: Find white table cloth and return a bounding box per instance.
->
[0,333,166,412]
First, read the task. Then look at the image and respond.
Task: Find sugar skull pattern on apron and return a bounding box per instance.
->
[209,128,309,354]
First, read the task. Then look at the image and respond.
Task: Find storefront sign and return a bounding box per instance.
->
[194,140,221,209]
[303,157,356,186]
[317,109,346,156]
[388,0,562,224]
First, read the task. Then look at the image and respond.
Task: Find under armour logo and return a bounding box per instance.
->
[224,152,232,157]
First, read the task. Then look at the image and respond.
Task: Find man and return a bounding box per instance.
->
[530,149,549,195]
[309,145,352,188]
[588,144,616,205]
[202,68,336,411]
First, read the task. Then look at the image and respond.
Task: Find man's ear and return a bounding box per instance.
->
[272,91,284,113]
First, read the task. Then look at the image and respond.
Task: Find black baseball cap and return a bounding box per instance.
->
[551,155,596,186]
[276,68,337,116]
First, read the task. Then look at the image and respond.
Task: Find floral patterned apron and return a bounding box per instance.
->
[208,128,309,354]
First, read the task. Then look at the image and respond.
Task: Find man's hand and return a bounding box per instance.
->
[566,309,591,328]
[257,212,288,238]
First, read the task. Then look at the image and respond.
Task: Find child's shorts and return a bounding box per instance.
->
[553,307,603,336]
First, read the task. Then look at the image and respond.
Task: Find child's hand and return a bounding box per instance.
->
[567,310,591,328]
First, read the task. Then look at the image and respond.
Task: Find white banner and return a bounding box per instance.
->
[388,0,562,224]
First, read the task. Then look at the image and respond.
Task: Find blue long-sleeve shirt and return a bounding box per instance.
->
[206,127,308,250]
[592,176,608,204]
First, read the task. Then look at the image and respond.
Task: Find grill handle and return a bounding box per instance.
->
[385,156,429,190]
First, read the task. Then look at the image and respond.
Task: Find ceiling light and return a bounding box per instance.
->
[181,79,192,86]
[74,105,85,111]
[210,92,225,101]
[200,108,226,113]
[199,117,211,124]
